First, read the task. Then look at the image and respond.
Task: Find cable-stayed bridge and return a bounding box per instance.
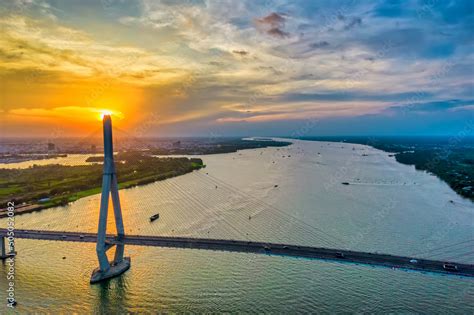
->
[1,116,473,282]
[2,228,474,279]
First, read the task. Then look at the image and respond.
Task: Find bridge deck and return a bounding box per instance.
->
[1,229,473,277]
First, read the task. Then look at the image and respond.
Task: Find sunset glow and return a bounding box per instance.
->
[99,110,112,121]
[0,1,472,137]
[98,110,121,121]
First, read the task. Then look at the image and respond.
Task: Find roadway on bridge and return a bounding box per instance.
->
[1,229,473,278]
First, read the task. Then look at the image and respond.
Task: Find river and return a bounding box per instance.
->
[0,139,473,313]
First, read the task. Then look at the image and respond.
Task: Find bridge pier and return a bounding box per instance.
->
[90,115,130,284]
[0,236,15,260]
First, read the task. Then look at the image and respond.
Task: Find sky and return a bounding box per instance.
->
[0,0,473,137]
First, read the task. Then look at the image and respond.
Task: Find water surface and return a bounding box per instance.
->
[1,139,473,313]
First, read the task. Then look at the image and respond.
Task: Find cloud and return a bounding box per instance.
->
[0,15,194,86]
[255,12,289,38]
[217,100,386,123]
[1,0,473,136]
[309,41,330,49]
[256,12,286,27]
[232,50,249,56]
[267,27,289,38]
[343,17,362,30]
[7,106,124,120]
[387,100,474,113]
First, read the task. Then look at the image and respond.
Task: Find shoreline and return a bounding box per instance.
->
[0,139,291,218]
[0,155,205,218]
[0,167,205,219]
[294,136,474,203]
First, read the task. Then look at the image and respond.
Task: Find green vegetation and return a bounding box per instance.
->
[0,152,204,215]
[394,149,474,200]
[148,139,291,155]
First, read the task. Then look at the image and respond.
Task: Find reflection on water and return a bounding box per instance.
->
[93,276,128,314]
[0,140,473,313]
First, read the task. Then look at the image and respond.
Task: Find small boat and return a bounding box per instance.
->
[150,213,160,222]
[341,182,350,185]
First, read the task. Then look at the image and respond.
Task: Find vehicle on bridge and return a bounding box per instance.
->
[443,263,458,271]
[335,252,345,258]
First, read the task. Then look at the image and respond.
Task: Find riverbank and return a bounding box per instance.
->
[298,136,474,202]
[149,138,291,155]
[0,138,291,218]
[0,154,204,218]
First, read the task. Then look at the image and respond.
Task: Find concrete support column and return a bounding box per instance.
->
[91,115,130,283]
[96,174,111,272]
[0,236,5,258]
[111,174,125,264]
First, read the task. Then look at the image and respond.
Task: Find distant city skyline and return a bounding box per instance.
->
[0,0,473,137]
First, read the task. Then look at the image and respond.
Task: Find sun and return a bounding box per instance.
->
[99,109,113,120]
[95,108,125,121]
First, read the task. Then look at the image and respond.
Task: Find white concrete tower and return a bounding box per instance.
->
[90,114,130,283]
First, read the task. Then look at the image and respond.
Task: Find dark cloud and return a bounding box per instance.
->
[232,50,249,56]
[255,12,289,38]
[267,27,289,38]
[309,41,330,49]
[291,73,315,81]
[257,12,286,27]
[344,17,362,30]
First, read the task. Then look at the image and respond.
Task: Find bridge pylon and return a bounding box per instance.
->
[0,236,15,260]
[90,115,130,283]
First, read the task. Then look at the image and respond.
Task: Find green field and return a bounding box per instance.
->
[0,152,204,211]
